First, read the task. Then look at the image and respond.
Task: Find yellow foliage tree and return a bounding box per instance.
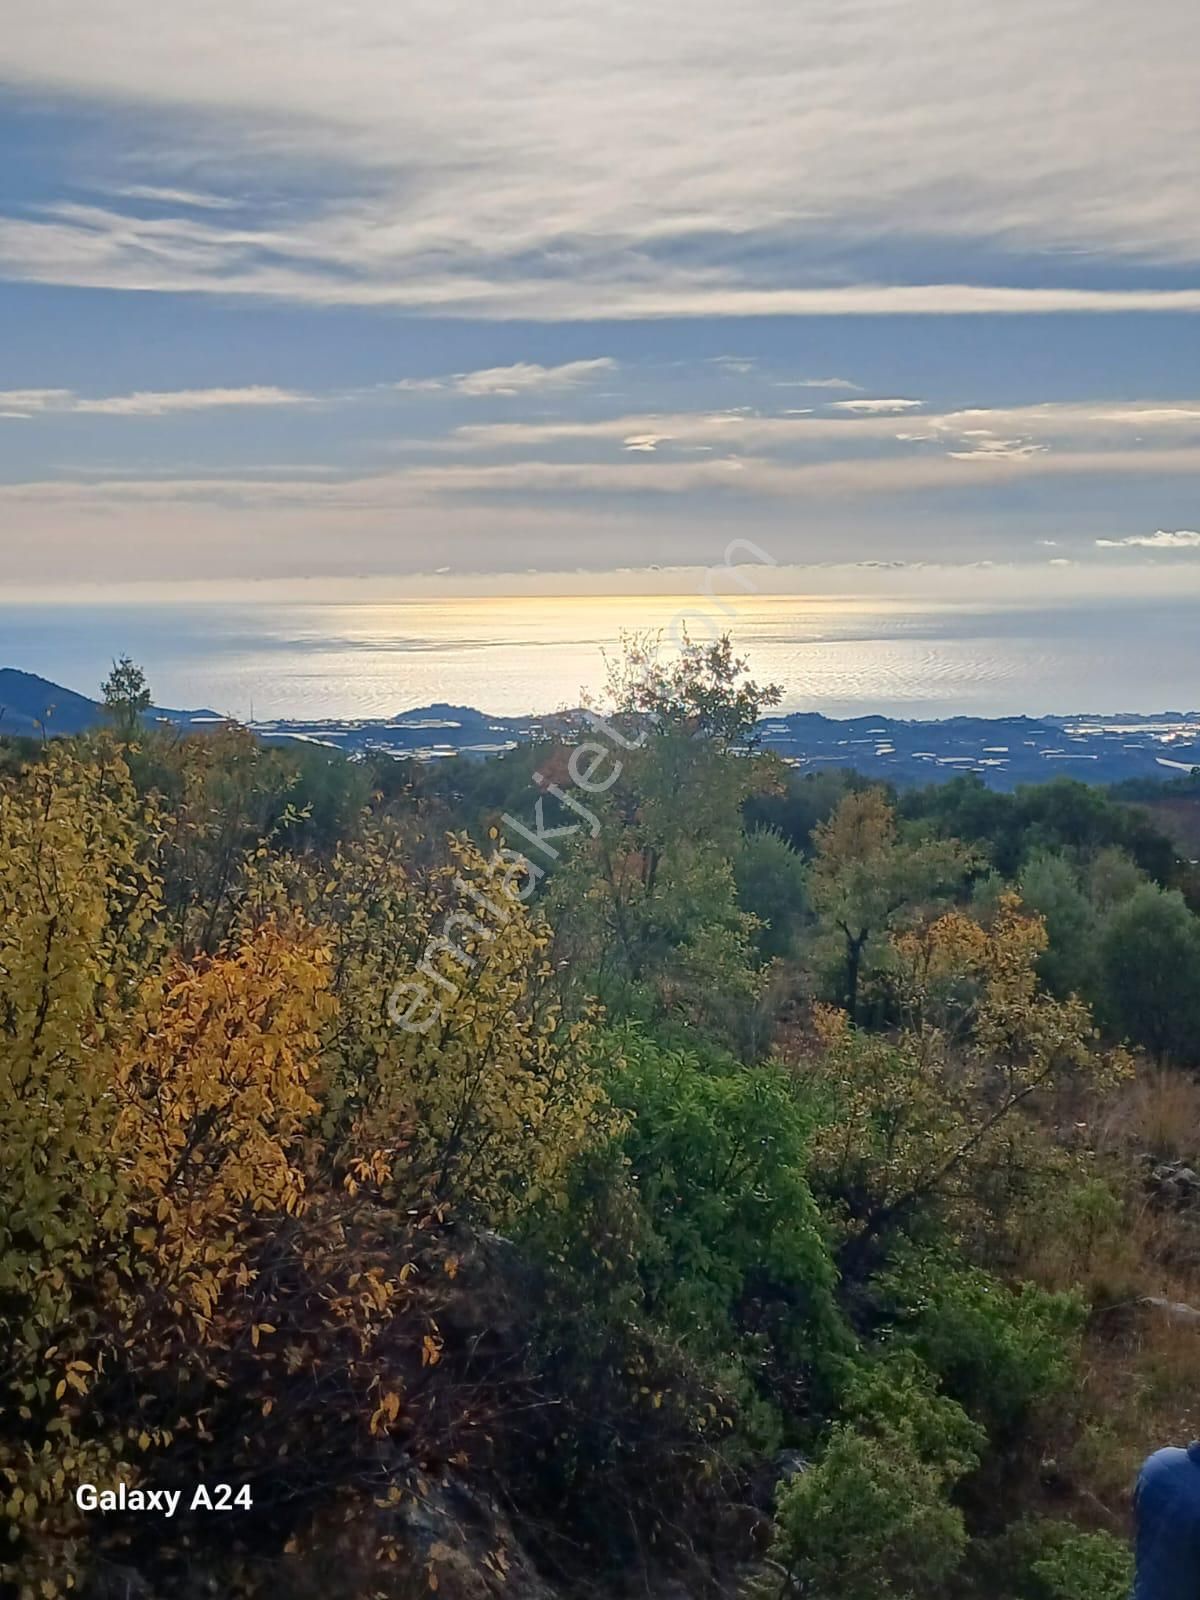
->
[0,744,614,1590]
[0,744,162,1586]
[810,789,970,1020]
[809,895,1118,1264]
[0,743,160,1342]
[253,823,612,1222]
[113,921,335,1328]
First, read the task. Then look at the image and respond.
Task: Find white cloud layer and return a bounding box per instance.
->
[1,0,1199,313]
[449,360,616,396]
[831,398,924,415]
[1096,529,1200,549]
[437,399,1200,455]
[0,385,311,417]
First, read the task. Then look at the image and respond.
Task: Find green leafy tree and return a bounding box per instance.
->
[606,1027,843,1377]
[101,654,153,739]
[546,634,783,1046]
[1029,1527,1133,1600]
[1019,849,1099,999]
[734,826,810,959]
[598,628,781,746]
[1098,882,1200,1061]
[881,1257,1085,1444]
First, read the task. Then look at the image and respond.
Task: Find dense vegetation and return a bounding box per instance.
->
[4,641,1200,1599]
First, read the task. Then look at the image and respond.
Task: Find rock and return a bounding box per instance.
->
[1140,1295,1200,1325]
[772,1450,809,1484]
[390,1474,559,1600]
[1147,1160,1200,1208]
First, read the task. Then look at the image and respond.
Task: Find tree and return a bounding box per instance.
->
[734,825,810,959]
[544,633,785,1046]
[809,790,970,1021]
[101,654,152,739]
[1018,849,1099,999]
[1098,883,1200,1061]
[808,895,1107,1265]
[598,628,781,747]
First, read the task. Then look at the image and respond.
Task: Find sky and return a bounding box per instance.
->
[1,0,1199,600]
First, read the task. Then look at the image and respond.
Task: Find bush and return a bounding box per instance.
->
[770,1425,969,1600]
[1029,1526,1133,1600]
[840,1349,985,1480]
[880,1257,1085,1443]
[980,1518,1133,1600]
[606,1027,843,1381]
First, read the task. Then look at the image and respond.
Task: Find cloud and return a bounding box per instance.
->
[10,199,1200,317]
[831,398,924,414]
[776,377,863,391]
[938,402,1200,438]
[0,385,311,417]
[391,359,615,396]
[450,359,616,396]
[113,184,238,210]
[76,386,312,416]
[438,397,1200,459]
[1096,529,1200,549]
[0,389,76,415]
[9,444,1200,518]
[3,0,1200,318]
[945,435,1048,461]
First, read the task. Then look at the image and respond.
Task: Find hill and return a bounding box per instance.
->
[5,667,1200,791]
[0,667,222,737]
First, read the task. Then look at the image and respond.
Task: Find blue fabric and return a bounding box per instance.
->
[1133,1443,1200,1599]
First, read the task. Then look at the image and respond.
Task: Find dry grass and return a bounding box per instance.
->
[1091,1065,1200,1166]
[1008,1065,1200,1511]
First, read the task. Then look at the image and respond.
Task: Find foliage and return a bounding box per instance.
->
[3,638,1193,1597]
[147,723,363,953]
[809,788,970,1019]
[981,1519,1133,1600]
[805,894,1108,1266]
[766,1346,990,1600]
[1028,1526,1133,1600]
[545,641,784,1048]
[101,654,153,739]
[879,1256,1086,1444]
[259,823,613,1222]
[0,741,160,1318]
[902,772,1180,884]
[605,1028,843,1386]
[0,742,613,1591]
[1019,848,1100,999]
[1097,881,1200,1061]
[769,1424,970,1600]
[598,628,781,746]
[734,825,810,959]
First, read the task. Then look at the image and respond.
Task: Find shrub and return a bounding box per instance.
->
[770,1424,969,1600]
[980,1517,1133,1600]
[880,1257,1085,1442]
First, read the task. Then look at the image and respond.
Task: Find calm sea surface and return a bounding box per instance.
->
[1,594,1196,721]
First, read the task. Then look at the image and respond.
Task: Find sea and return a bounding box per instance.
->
[1,593,1197,723]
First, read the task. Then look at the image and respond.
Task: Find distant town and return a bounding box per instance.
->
[4,667,1197,792]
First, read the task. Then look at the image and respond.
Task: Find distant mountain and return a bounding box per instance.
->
[0,668,223,738]
[0,669,103,736]
[4,667,1199,792]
